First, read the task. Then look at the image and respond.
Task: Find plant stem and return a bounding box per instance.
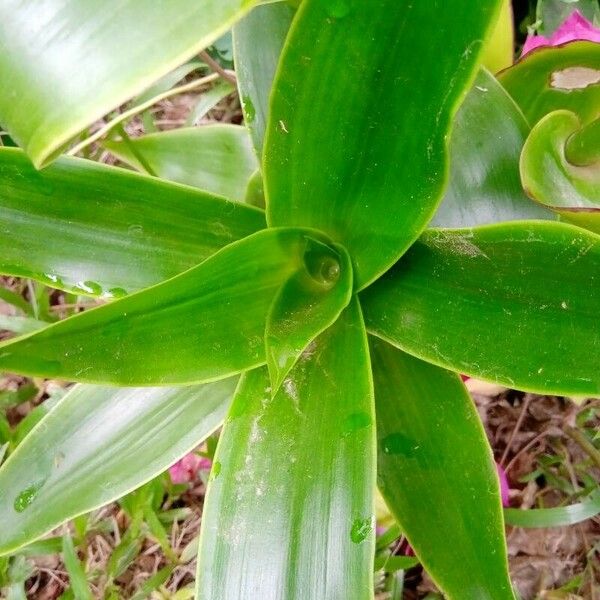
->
[564,425,600,470]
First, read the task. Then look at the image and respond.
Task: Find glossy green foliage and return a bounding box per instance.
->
[362,222,600,396]
[197,300,375,600]
[499,41,600,126]
[265,0,503,289]
[233,2,295,157]
[104,125,258,202]
[0,148,264,296]
[0,229,338,385]
[521,111,600,233]
[0,0,259,167]
[0,379,236,555]
[265,241,353,392]
[431,69,553,228]
[371,339,514,600]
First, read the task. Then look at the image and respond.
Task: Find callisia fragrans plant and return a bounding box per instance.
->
[0,1,598,599]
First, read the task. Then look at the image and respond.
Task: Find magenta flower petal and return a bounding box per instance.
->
[495,463,510,508]
[169,453,203,484]
[552,10,600,46]
[522,10,600,56]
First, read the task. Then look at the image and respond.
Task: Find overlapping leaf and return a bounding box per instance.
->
[233,2,295,157]
[0,379,236,555]
[521,110,600,233]
[197,299,375,599]
[362,221,600,396]
[431,69,554,228]
[265,0,503,288]
[0,148,264,296]
[371,338,514,600]
[499,41,600,126]
[0,228,343,385]
[0,0,261,166]
[104,125,258,202]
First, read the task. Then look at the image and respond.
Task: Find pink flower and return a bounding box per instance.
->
[169,453,212,484]
[522,10,600,56]
[496,463,510,508]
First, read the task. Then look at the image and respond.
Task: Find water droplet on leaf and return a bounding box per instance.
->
[351,517,372,544]
[14,481,45,512]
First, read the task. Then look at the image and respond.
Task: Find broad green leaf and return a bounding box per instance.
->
[362,222,600,396]
[197,299,375,600]
[520,110,600,233]
[499,41,600,126]
[265,0,503,289]
[104,125,258,203]
[0,148,264,297]
[233,2,295,157]
[504,489,600,527]
[431,69,554,228]
[0,228,342,385]
[0,0,261,167]
[265,240,352,393]
[481,0,514,73]
[370,338,514,600]
[0,378,236,555]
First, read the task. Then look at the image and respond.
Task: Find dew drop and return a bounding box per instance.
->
[14,481,45,512]
[350,516,372,544]
[242,96,256,124]
[209,461,222,481]
[327,0,351,19]
[342,411,371,437]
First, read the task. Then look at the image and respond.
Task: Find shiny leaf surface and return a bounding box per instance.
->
[362,222,600,396]
[265,240,353,393]
[0,148,264,296]
[265,0,503,289]
[0,378,236,555]
[104,125,258,202]
[431,69,554,228]
[371,338,514,600]
[499,41,600,126]
[520,110,600,233]
[0,0,260,167]
[233,2,295,157]
[0,228,334,385]
[197,299,375,600]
